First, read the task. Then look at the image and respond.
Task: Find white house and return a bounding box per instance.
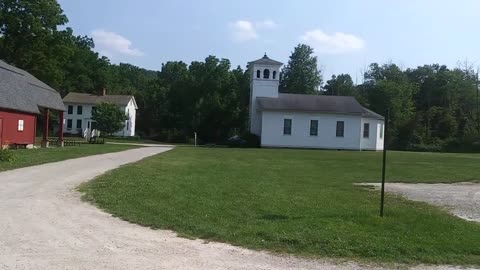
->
[62,89,137,137]
[248,54,385,150]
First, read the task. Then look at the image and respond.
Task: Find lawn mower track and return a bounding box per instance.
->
[0,147,476,270]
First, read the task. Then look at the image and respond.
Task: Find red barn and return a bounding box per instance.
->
[0,60,65,149]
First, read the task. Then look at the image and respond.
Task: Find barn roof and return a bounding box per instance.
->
[257,93,384,119]
[248,54,283,66]
[63,92,137,109]
[0,60,65,114]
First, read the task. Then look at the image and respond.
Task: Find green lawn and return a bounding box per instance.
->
[80,148,480,266]
[0,144,138,172]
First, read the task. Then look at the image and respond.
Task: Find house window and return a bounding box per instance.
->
[283,118,292,135]
[67,105,73,115]
[379,124,383,139]
[77,105,83,115]
[67,119,72,129]
[76,119,82,129]
[18,119,24,131]
[336,121,344,137]
[310,120,318,136]
[273,71,277,79]
[363,123,370,138]
[263,69,270,79]
[256,70,261,78]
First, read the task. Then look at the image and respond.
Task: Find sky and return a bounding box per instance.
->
[58,0,480,82]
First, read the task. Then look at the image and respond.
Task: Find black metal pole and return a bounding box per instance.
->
[476,72,479,134]
[380,109,389,217]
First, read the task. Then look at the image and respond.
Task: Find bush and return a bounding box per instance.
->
[443,137,480,153]
[152,129,188,143]
[406,143,443,152]
[226,135,247,148]
[186,136,203,145]
[0,149,16,162]
[105,135,141,141]
[240,132,261,148]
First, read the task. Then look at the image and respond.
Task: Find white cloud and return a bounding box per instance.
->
[229,19,277,42]
[91,29,144,57]
[300,29,365,54]
[255,19,277,30]
[230,20,258,42]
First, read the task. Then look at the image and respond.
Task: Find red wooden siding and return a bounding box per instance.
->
[0,109,36,146]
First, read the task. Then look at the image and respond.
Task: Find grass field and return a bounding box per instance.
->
[0,144,138,172]
[80,148,480,266]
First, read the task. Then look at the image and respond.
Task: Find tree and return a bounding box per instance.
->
[323,74,355,96]
[0,0,71,87]
[280,44,322,94]
[91,103,128,136]
[360,63,418,148]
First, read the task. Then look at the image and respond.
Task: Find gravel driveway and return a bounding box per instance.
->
[0,147,475,270]
[359,182,480,223]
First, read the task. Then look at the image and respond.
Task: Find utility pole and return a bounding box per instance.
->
[380,109,389,217]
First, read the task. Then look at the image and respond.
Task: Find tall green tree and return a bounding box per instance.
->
[0,0,71,88]
[280,44,322,94]
[323,74,355,96]
[361,63,418,148]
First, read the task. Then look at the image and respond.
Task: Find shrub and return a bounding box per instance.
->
[0,149,16,162]
[153,129,188,143]
[406,143,443,152]
[106,135,141,141]
[443,136,480,153]
[240,132,261,148]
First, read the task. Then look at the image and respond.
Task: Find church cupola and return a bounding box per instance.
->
[249,53,283,82]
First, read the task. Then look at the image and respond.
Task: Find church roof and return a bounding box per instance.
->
[0,59,65,114]
[256,93,384,119]
[63,92,137,108]
[248,54,283,66]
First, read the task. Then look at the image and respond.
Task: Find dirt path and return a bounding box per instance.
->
[359,182,480,223]
[0,148,474,270]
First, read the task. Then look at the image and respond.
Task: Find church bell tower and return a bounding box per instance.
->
[248,53,283,136]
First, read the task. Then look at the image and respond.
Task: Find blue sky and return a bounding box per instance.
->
[58,0,480,82]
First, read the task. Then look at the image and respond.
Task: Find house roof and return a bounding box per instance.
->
[248,54,283,66]
[0,60,65,114]
[257,93,384,119]
[63,92,138,109]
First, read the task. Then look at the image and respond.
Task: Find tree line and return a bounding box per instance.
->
[325,63,479,151]
[1,0,479,150]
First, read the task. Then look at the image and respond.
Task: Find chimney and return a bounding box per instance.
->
[101,88,107,96]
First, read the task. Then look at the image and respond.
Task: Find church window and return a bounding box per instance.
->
[263,69,270,79]
[256,70,261,78]
[336,121,345,137]
[273,71,277,79]
[310,120,318,136]
[283,118,292,135]
[363,123,370,138]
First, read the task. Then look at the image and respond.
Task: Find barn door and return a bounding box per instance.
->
[0,118,3,147]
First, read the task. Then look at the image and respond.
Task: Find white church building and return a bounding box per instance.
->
[248,54,385,151]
